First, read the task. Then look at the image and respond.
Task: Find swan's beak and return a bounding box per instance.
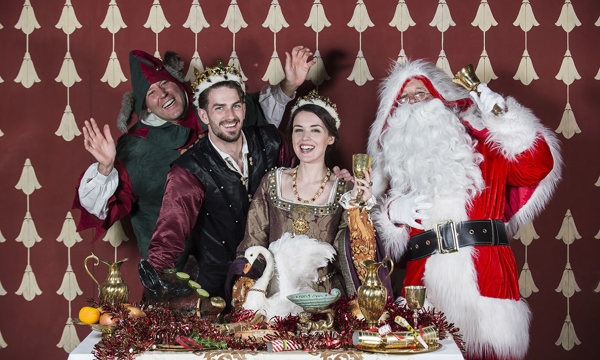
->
[242,262,252,274]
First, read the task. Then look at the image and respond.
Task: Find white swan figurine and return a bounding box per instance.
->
[242,232,337,320]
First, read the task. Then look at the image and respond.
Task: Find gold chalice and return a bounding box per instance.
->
[405,285,426,329]
[352,153,372,204]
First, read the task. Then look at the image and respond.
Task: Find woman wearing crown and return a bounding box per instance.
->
[227,91,392,315]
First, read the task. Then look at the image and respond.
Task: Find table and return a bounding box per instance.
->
[68,331,464,360]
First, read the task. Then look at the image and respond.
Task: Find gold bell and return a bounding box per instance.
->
[453,64,503,115]
[452,64,480,92]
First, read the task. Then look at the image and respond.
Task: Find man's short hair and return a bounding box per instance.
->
[196,81,246,111]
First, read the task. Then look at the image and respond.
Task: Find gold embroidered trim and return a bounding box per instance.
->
[267,169,345,215]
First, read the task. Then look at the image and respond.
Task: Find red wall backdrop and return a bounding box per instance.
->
[0,1,599,359]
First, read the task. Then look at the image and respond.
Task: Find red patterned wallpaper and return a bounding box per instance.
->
[0,1,598,359]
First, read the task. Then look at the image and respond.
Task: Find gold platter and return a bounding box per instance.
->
[73,318,117,339]
[154,344,191,352]
[153,344,226,352]
[356,342,441,354]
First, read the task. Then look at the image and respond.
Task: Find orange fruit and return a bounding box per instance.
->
[79,306,101,324]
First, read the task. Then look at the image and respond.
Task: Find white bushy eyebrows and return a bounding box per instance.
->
[402,86,429,95]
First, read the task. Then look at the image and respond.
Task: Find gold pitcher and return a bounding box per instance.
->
[84,254,129,304]
[356,256,394,328]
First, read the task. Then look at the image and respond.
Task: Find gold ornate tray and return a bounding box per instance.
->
[154,344,191,352]
[73,318,117,338]
[356,342,441,354]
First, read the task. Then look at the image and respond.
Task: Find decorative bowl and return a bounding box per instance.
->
[73,318,117,339]
[287,288,341,309]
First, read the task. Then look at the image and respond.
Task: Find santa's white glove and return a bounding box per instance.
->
[470,82,506,115]
[385,193,432,230]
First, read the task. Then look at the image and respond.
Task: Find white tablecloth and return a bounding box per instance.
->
[68,331,464,360]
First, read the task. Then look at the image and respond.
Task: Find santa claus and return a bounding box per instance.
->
[368,60,561,360]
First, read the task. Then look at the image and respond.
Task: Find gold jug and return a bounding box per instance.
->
[356,256,394,328]
[84,254,129,304]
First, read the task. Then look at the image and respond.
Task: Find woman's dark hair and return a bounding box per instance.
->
[287,104,339,148]
[196,80,245,110]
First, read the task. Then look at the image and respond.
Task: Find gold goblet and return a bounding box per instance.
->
[352,153,372,204]
[405,285,426,329]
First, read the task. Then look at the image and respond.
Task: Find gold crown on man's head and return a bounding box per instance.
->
[291,89,340,129]
[191,58,245,100]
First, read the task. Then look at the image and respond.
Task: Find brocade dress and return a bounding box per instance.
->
[236,168,350,294]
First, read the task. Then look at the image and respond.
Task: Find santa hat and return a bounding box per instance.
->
[117,50,187,132]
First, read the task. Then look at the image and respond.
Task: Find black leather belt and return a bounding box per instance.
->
[408,219,509,261]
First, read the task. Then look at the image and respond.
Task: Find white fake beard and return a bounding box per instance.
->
[379,99,484,224]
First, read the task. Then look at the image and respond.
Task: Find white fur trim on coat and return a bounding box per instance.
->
[507,125,562,235]
[371,206,410,261]
[467,97,542,159]
[424,247,531,359]
[463,95,563,235]
[465,95,563,236]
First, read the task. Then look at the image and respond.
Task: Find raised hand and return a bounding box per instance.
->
[280,45,317,97]
[333,166,353,182]
[470,83,506,115]
[82,118,116,176]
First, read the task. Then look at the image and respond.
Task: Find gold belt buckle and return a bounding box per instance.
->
[435,220,459,254]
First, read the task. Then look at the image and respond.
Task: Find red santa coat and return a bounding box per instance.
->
[368,60,562,360]
[404,124,554,300]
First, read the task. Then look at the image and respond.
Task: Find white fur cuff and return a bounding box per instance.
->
[480,97,543,159]
[372,207,410,261]
[339,191,375,210]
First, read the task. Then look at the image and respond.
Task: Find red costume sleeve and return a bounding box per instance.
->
[147,165,205,272]
[503,136,554,221]
[506,136,554,187]
[72,158,138,241]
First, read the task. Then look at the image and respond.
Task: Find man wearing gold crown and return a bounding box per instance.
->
[73,47,315,265]
[140,56,326,302]
[368,60,561,360]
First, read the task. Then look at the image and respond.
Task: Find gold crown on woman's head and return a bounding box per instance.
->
[291,89,340,129]
[191,58,245,99]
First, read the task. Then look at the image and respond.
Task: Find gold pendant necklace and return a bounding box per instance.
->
[292,166,331,203]
[292,205,311,235]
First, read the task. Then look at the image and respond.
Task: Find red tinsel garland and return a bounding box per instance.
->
[91,296,464,359]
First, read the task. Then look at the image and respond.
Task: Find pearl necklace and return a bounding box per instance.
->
[292,167,331,203]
